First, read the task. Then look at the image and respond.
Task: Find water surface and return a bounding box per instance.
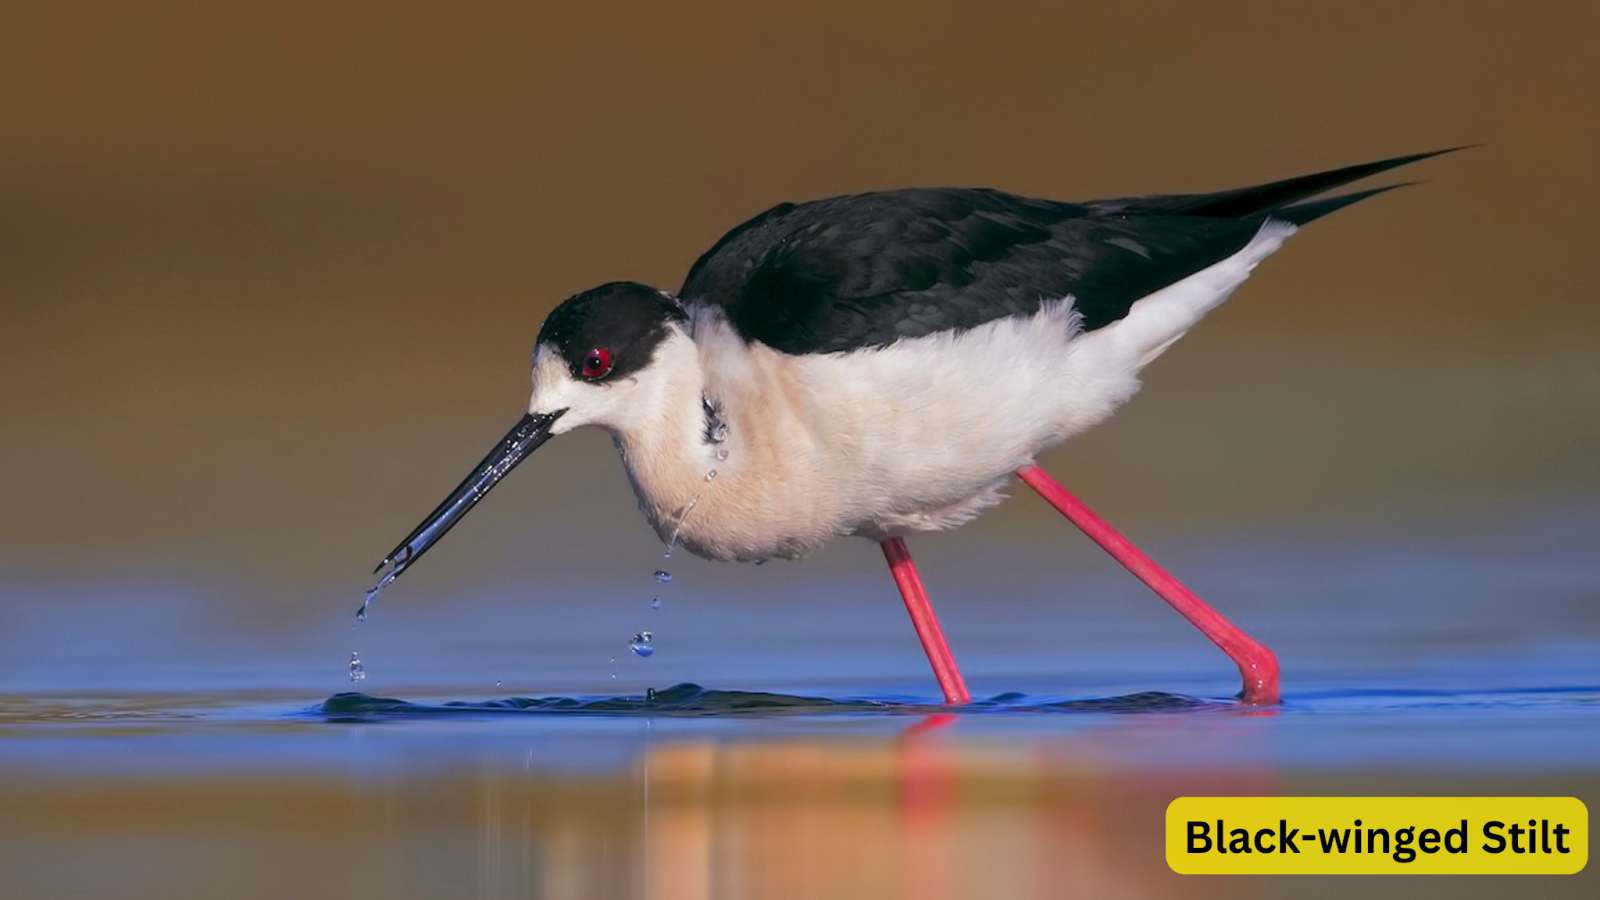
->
[3,501,1597,899]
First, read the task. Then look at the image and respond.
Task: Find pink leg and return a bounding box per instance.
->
[1015,465,1280,705]
[882,537,972,705]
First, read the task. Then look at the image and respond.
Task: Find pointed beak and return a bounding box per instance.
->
[368,409,565,596]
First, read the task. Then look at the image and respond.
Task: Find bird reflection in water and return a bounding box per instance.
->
[444,716,1276,900]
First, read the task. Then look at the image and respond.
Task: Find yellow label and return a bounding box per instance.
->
[1166,797,1587,874]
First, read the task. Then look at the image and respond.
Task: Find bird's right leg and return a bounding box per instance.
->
[1015,464,1280,705]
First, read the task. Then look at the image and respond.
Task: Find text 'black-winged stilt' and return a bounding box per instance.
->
[365,148,1462,706]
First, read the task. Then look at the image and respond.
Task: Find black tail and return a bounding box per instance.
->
[1092,146,1469,221]
[1275,182,1414,226]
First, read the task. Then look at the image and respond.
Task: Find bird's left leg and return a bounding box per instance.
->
[1014,464,1280,705]
[881,537,972,705]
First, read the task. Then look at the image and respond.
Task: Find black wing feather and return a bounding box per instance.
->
[680,150,1457,354]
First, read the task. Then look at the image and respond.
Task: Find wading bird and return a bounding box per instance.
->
[367,149,1459,706]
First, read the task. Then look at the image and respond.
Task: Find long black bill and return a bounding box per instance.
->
[362,410,564,611]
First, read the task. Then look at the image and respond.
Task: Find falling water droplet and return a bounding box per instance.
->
[704,469,718,482]
[495,680,502,688]
[347,652,367,683]
[629,631,655,657]
[754,558,769,566]
[714,448,729,461]
[711,422,729,444]
[646,687,657,702]
[653,569,672,584]
[650,597,661,610]
[610,656,617,679]
[355,604,368,621]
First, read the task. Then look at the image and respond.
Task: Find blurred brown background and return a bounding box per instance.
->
[2,1,1597,617]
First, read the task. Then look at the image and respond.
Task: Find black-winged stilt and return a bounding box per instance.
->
[367,149,1459,706]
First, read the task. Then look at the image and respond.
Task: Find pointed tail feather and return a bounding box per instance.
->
[1091,146,1471,220]
[1273,182,1417,226]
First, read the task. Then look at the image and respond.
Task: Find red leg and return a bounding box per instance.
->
[1015,465,1280,705]
[882,537,972,705]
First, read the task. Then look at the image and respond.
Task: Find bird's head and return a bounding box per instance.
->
[367,282,689,596]
[526,282,691,434]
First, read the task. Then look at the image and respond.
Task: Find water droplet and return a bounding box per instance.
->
[714,448,729,461]
[629,631,654,658]
[653,569,672,584]
[650,597,661,610]
[754,558,768,566]
[646,687,657,702]
[357,569,398,620]
[495,680,502,688]
[347,652,367,683]
[368,572,395,601]
[702,394,731,445]
[704,469,718,482]
[610,656,617,679]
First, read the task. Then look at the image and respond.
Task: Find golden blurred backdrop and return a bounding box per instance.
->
[1,2,1597,615]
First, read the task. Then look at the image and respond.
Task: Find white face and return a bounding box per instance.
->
[528,344,622,435]
[527,329,693,438]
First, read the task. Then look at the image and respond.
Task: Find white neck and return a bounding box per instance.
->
[604,319,848,561]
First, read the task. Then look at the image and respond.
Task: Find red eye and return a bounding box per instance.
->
[580,347,613,379]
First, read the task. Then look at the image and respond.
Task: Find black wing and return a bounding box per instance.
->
[678,149,1459,355]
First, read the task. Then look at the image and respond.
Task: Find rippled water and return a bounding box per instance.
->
[317,684,1225,718]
